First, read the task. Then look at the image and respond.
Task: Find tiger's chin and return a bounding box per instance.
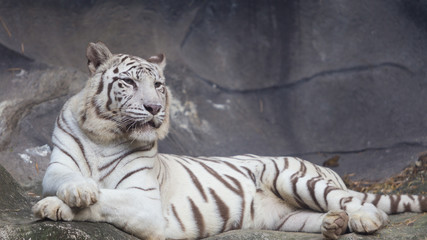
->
[126,123,163,143]
[127,127,158,143]
[125,118,169,143]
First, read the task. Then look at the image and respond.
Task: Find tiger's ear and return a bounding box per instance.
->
[86,42,113,75]
[147,54,166,71]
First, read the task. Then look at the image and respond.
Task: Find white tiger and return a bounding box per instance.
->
[33,42,427,240]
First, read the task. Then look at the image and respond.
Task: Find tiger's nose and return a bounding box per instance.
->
[144,104,161,115]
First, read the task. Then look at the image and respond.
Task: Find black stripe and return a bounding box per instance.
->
[260,163,266,182]
[271,159,284,200]
[157,158,168,187]
[196,161,240,194]
[419,196,427,212]
[106,80,115,111]
[189,197,205,238]
[171,204,186,232]
[250,199,255,220]
[177,161,208,202]
[299,159,307,177]
[241,166,256,185]
[307,177,325,211]
[371,195,382,206]
[209,188,230,232]
[325,168,346,189]
[282,157,289,171]
[404,202,411,212]
[222,161,248,179]
[189,158,246,229]
[225,175,245,229]
[48,161,68,168]
[277,211,301,230]
[57,112,92,176]
[96,71,106,94]
[99,148,156,182]
[310,161,324,178]
[125,65,137,72]
[53,143,81,172]
[390,195,401,213]
[291,162,310,209]
[191,156,220,163]
[323,185,340,208]
[298,220,306,231]
[362,193,368,203]
[128,187,156,191]
[99,143,155,171]
[115,166,153,188]
[339,197,353,211]
[121,56,129,62]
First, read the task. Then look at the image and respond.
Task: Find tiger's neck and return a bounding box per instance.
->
[91,139,159,187]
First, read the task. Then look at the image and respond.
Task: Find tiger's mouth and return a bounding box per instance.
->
[126,120,159,132]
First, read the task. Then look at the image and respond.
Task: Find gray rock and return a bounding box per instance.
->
[0,46,87,189]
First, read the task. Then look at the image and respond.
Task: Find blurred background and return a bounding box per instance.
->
[1,0,427,192]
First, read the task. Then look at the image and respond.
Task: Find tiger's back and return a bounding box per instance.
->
[33,42,427,240]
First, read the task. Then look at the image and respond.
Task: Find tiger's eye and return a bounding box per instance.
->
[155,82,163,88]
[122,78,134,85]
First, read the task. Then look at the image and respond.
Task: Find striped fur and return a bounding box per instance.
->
[33,42,427,240]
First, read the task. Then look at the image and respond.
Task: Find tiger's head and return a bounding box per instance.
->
[78,42,170,144]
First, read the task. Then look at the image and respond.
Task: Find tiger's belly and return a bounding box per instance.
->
[159,156,294,239]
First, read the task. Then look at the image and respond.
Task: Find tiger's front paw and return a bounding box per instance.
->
[32,196,74,221]
[321,210,349,240]
[57,178,99,208]
[348,204,388,234]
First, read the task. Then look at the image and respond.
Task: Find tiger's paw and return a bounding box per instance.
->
[348,204,388,234]
[32,196,74,221]
[321,210,349,240]
[57,178,99,208]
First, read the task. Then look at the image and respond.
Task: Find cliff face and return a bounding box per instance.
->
[0,0,426,239]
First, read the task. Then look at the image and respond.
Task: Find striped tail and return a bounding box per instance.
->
[349,190,427,214]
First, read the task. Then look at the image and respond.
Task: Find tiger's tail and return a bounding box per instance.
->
[349,190,427,214]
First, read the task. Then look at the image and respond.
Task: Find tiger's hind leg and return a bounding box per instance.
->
[346,203,388,234]
[322,187,389,233]
[322,210,349,239]
[278,177,388,234]
[276,210,348,240]
[265,158,388,234]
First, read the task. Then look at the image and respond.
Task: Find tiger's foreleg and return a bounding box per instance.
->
[276,210,349,240]
[33,189,166,240]
[42,152,99,208]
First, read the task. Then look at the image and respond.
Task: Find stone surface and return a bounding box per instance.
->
[0,0,427,239]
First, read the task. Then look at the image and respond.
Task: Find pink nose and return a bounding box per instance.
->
[144,104,161,115]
